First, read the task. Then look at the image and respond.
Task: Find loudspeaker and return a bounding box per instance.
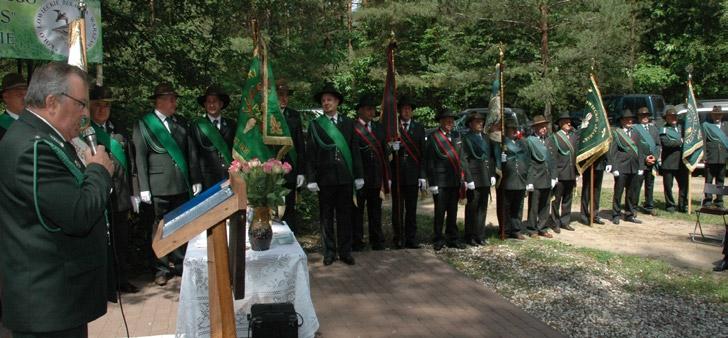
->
[247,302,300,338]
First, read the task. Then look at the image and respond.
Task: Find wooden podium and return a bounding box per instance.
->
[152,175,247,338]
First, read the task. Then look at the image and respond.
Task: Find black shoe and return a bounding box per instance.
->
[579,217,589,225]
[593,217,605,225]
[340,255,355,265]
[713,259,728,272]
[323,256,335,266]
[405,242,422,249]
[371,243,385,251]
[551,226,561,234]
[625,216,642,224]
[474,238,487,246]
[702,201,713,208]
[154,274,168,286]
[612,217,620,225]
[433,241,445,251]
[118,282,140,293]
[447,241,467,249]
[392,240,404,250]
[562,224,575,231]
[665,206,676,212]
[466,238,481,246]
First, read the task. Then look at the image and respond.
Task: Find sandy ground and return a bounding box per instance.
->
[388,173,727,272]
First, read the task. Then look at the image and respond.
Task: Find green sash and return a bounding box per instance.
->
[613,129,638,154]
[140,113,190,190]
[633,124,657,154]
[526,136,549,162]
[662,126,681,141]
[195,117,233,165]
[464,133,487,160]
[551,130,574,156]
[702,122,728,149]
[91,123,128,173]
[312,116,353,178]
[0,113,15,130]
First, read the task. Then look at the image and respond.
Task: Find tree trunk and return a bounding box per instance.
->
[539,3,552,125]
[347,1,354,57]
[627,1,637,91]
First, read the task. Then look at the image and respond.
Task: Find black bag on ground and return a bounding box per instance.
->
[247,302,301,338]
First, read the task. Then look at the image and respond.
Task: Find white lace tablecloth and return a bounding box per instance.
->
[176,222,319,338]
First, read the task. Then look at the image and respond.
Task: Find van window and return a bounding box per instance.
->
[653,97,665,117]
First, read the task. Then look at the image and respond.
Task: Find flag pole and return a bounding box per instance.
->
[498,45,506,241]
[589,61,596,227]
[687,72,693,215]
[388,33,404,248]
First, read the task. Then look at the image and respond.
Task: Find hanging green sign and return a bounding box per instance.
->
[0,0,102,62]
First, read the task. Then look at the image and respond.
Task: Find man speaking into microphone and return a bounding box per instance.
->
[0,62,114,338]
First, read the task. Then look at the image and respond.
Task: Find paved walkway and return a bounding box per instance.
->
[1,249,563,338]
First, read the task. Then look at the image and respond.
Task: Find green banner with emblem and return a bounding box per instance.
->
[0,0,102,62]
[576,74,611,175]
[682,79,703,171]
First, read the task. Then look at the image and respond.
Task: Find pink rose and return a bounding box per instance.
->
[262,161,274,173]
[249,158,261,167]
[282,162,292,174]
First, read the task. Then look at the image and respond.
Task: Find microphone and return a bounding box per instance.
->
[81,127,98,156]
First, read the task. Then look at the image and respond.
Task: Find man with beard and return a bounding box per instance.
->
[525,115,557,237]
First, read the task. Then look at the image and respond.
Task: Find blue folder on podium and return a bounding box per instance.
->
[162,179,235,238]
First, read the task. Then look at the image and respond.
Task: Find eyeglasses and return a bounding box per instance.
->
[61,93,88,110]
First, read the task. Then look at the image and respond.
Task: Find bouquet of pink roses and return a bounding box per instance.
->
[229,158,292,207]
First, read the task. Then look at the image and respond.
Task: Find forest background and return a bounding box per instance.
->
[1,0,728,129]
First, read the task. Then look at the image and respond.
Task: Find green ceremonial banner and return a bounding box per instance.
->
[233,34,293,162]
[682,79,703,171]
[0,0,102,62]
[576,74,611,175]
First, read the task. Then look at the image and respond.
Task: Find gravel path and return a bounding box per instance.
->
[439,243,728,338]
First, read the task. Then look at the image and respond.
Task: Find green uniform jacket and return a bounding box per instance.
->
[0,111,112,332]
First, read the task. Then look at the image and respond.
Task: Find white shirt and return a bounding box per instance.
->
[326,113,339,124]
[208,115,221,129]
[26,108,66,144]
[4,110,19,120]
[154,109,171,132]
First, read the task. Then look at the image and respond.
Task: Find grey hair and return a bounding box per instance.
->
[24,62,89,108]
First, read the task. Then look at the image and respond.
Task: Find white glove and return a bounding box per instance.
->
[296,175,305,188]
[466,182,475,190]
[388,180,392,190]
[307,182,320,192]
[418,178,427,191]
[140,191,152,204]
[390,141,401,151]
[605,165,612,173]
[131,196,141,214]
[192,183,202,196]
[526,184,534,192]
[429,186,439,195]
[355,178,365,190]
[637,170,644,176]
[490,177,496,186]
[551,178,558,188]
[501,153,508,163]
[612,170,620,177]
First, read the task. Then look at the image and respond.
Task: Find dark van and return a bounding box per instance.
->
[603,94,667,125]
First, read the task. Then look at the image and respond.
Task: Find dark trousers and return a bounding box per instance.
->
[504,189,525,236]
[464,187,490,241]
[353,187,384,247]
[13,324,88,338]
[580,166,604,220]
[433,187,460,244]
[282,183,298,234]
[550,180,575,228]
[704,163,726,206]
[319,185,353,259]
[613,173,638,218]
[526,188,551,233]
[110,208,132,286]
[663,168,689,210]
[152,193,188,278]
[391,184,419,246]
[640,168,656,210]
